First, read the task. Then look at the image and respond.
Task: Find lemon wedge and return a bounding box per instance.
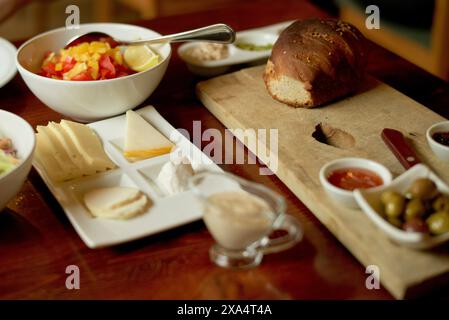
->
[124,45,159,72]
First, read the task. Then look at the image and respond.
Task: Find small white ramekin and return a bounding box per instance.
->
[319,157,393,208]
[426,121,449,163]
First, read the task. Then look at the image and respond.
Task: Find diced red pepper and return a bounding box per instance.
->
[41,62,57,77]
[71,71,93,81]
[99,54,116,79]
[63,63,75,73]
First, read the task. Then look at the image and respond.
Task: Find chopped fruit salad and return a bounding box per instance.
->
[38,41,159,81]
[0,137,19,177]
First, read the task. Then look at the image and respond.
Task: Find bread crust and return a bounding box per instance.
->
[264,19,367,108]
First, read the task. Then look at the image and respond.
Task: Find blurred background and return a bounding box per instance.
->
[0,0,243,41]
[0,0,448,80]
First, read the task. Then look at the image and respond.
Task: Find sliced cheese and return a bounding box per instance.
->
[36,126,82,180]
[60,120,116,171]
[123,110,174,161]
[83,187,150,219]
[47,122,96,175]
[34,133,76,182]
[99,194,148,219]
[83,187,142,211]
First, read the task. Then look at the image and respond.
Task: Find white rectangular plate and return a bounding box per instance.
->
[33,105,221,248]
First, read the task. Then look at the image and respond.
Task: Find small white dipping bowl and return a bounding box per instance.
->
[426,121,449,162]
[0,110,35,211]
[16,23,171,122]
[319,157,392,208]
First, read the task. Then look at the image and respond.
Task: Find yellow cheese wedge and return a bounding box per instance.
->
[123,110,174,161]
[60,120,116,171]
[47,122,96,176]
[34,133,77,182]
[36,125,82,180]
[83,187,150,219]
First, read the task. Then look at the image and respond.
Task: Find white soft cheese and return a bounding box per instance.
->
[157,153,195,195]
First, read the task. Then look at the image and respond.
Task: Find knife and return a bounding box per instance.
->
[381,128,421,169]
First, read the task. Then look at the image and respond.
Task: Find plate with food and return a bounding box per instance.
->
[178,20,293,77]
[33,105,222,248]
[354,164,449,249]
[0,38,17,88]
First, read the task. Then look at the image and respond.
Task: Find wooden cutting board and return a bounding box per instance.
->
[196,65,449,299]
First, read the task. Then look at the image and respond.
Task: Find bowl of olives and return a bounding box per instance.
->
[354,164,449,249]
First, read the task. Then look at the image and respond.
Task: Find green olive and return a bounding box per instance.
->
[384,193,405,219]
[404,198,426,221]
[388,217,403,229]
[433,195,449,212]
[381,191,400,205]
[407,178,438,200]
[426,211,449,235]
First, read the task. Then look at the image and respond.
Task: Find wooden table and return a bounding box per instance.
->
[1,0,449,299]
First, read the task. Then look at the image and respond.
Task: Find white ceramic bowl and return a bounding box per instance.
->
[319,157,393,208]
[426,121,449,162]
[0,110,35,211]
[0,37,17,88]
[16,23,171,122]
[354,164,449,249]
